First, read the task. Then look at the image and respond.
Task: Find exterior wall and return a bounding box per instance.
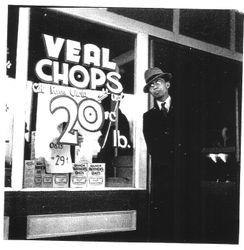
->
[5,190,148,240]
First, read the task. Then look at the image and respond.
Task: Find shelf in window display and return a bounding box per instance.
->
[4,187,139,192]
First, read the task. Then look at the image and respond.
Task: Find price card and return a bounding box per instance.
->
[34,83,104,173]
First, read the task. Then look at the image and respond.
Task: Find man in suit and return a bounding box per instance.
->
[143,67,175,242]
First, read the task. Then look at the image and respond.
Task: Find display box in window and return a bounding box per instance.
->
[53,173,69,188]
[34,160,44,188]
[24,160,36,188]
[23,160,44,188]
[87,163,105,188]
[70,163,88,188]
[24,160,53,188]
[42,172,53,188]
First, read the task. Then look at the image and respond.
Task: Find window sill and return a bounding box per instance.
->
[4,187,146,192]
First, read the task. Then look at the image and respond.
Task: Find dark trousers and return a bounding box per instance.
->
[149,162,174,242]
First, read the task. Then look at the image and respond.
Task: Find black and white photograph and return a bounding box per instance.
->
[1,0,244,248]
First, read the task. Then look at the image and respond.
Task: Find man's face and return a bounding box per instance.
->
[148,78,169,100]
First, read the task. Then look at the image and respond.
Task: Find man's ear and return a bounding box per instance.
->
[166,82,170,88]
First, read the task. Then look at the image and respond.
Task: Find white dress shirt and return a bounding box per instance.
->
[156,95,171,112]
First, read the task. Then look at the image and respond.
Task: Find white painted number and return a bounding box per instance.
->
[50,95,79,144]
[50,96,104,145]
[78,98,104,132]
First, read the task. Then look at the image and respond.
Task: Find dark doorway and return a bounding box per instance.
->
[149,37,241,243]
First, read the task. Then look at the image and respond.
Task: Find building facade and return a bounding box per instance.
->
[3,6,243,243]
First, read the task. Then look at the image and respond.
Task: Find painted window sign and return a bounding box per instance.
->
[49,96,105,144]
[34,33,125,145]
[32,34,128,175]
[35,34,123,94]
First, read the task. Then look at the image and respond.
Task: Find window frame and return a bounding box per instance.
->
[7,7,149,191]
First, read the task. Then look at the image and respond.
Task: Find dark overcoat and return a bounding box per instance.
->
[143,100,175,241]
[143,101,175,165]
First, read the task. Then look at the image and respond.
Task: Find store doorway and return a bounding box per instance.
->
[149,37,241,243]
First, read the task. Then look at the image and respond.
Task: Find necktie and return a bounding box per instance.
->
[161,102,168,116]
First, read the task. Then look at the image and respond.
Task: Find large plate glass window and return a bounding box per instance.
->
[7,8,136,189]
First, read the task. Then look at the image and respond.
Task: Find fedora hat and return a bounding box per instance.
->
[143,67,172,93]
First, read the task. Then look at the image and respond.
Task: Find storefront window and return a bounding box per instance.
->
[6,8,137,189]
